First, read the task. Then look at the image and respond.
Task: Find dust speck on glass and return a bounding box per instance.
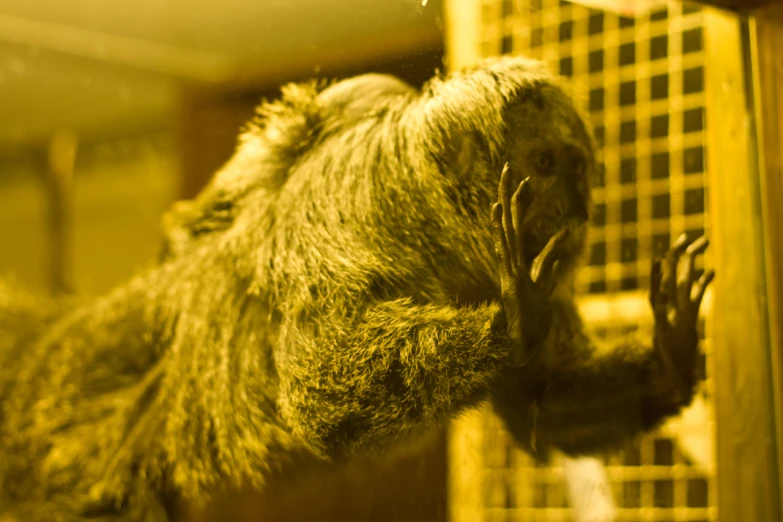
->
[476,0,713,519]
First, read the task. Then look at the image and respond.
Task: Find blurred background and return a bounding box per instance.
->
[0,0,445,297]
[446,3,782,522]
[0,2,447,520]
[0,0,781,521]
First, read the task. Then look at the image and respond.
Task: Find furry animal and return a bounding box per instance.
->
[0,56,712,521]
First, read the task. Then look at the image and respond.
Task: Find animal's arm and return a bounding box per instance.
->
[493,296,698,458]
[495,235,712,458]
[276,298,516,460]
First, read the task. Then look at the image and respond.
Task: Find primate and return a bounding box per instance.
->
[0,56,713,521]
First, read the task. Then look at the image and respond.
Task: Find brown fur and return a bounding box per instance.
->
[0,56,699,521]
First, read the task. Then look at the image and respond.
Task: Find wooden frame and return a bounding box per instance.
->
[702,6,781,520]
[445,1,783,520]
[748,0,783,511]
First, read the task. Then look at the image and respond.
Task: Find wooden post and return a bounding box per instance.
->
[444,0,482,71]
[45,130,78,295]
[447,409,486,522]
[703,7,782,521]
[748,0,783,511]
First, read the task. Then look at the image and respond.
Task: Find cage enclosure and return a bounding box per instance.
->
[444,1,781,521]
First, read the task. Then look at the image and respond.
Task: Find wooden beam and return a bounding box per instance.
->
[748,0,783,509]
[444,0,482,70]
[703,7,782,521]
[44,131,78,295]
[205,25,444,95]
[447,409,486,522]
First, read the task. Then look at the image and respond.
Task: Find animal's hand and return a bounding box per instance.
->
[492,163,568,367]
[649,234,714,402]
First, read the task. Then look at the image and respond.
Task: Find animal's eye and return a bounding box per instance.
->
[534,150,555,175]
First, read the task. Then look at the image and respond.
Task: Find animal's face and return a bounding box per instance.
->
[504,86,595,268]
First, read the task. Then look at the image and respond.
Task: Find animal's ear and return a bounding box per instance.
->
[159,191,235,261]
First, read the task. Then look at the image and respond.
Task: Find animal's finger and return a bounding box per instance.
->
[546,260,561,294]
[686,236,709,257]
[512,177,532,268]
[531,226,569,285]
[498,164,517,264]
[492,203,514,278]
[692,269,715,310]
[663,233,690,310]
[680,236,709,311]
[682,237,709,286]
[651,259,669,323]
[649,258,662,309]
[678,261,692,312]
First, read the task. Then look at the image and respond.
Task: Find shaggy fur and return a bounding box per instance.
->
[0,56,700,521]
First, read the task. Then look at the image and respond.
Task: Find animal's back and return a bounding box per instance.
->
[0,280,65,400]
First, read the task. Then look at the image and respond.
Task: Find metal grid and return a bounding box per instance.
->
[469,1,716,520]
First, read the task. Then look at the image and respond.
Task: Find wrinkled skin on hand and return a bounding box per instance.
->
[491,164,570,367]
[650,233,714,403]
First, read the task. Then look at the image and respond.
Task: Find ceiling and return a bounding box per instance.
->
[0,0,443,150]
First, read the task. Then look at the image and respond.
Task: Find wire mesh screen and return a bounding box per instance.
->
[463,0,716,520]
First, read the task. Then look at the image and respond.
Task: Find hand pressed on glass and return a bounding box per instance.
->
[491,163,570,367]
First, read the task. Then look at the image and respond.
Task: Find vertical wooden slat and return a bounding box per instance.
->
[448,409,487,522]
[748,1,783,510]
[444,0,483,70]
[45,130,78,295]
[444,3,485,518]
[703,7,781,521]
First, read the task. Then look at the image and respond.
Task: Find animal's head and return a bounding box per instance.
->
[414,56,597,274]
[158,57,597,299]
